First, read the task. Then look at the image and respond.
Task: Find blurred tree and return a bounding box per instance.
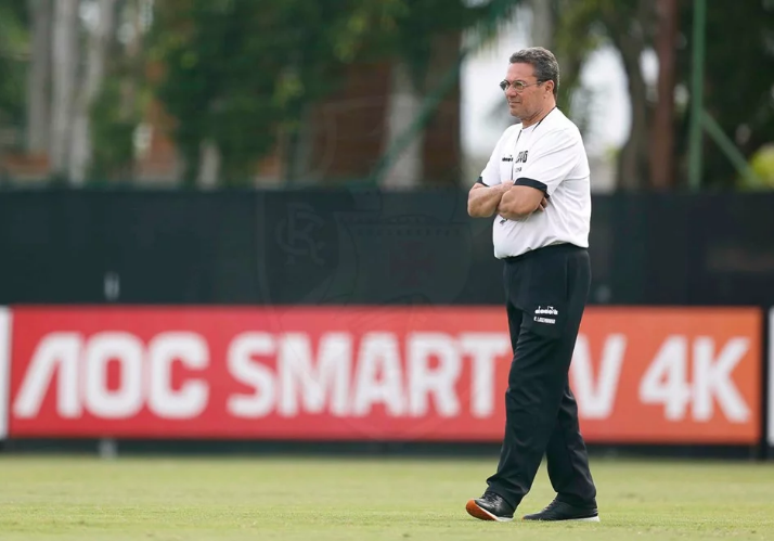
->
[86,0,149,183]
[25,0,51,155]
[150,0,361,186]
[748,144,774,188]
[650,0,678,190]
[374,0,502,188]
[560,0,655,191]
[553,0,774,191]
[69,0,119,184]
[89,77,138,182]
[50,0,80,181]
[551,1,605,139]
[675,0,774,190]
[529,0,554,49]
[0,0,29,141]
[148,0,516,187]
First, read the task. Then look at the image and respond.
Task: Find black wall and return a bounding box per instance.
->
[1,189,773,307]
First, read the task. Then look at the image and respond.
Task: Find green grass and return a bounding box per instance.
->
[1,455,773,540]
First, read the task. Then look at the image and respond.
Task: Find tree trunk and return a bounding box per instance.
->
[26,0,52,155]
[649,0,678,190]
[116,0,145,181]
[120,0,142,121]
[69,0,118,185]
[197,140,221,188]
[611,28,651,191]
[381,61,423,189]
[179,143,201,188]
[283,105,314,185]
[50,0,80,180]
[529,0,554,49]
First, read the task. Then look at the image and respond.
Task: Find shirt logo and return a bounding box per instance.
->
[515,150,529,164]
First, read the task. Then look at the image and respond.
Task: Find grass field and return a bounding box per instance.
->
[2,454,774,540]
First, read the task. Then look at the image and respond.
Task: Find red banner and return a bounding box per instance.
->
[5,306,762,443]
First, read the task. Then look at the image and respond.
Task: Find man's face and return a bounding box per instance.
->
[502,62,550,120]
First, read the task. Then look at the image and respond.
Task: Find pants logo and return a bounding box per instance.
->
[533,305,557,324]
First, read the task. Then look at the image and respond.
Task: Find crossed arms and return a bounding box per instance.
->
[467,181,548,220]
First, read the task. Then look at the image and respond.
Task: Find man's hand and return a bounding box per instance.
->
[467,181,513,218]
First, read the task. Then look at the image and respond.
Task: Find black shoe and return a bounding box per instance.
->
[465,491,515,522]
[522,498,599,522]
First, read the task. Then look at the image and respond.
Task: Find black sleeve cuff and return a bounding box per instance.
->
[514,177,548,194]
[476,176,489,186]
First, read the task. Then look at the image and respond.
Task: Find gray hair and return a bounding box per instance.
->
[509,47,559,97]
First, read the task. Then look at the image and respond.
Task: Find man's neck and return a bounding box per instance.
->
[521,101,557,128]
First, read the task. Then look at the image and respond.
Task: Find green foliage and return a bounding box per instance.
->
[150,0,364,185]
[748,144,774,188]
[551,0,774,190]
[366,0,490,91]
[553,0,605,115]
[331,0,407,62]
[148,0,507,186]
[0,0,29,135]
[89,78,140,184]
[675,0,774,189]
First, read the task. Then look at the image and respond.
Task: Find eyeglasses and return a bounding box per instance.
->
[499,79,545,92]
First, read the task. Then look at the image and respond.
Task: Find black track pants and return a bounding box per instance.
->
[486,243,597,509]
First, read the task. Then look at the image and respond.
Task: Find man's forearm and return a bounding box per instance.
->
[497,195,530,220]
[497,185,545,220]
[467,184,508,217]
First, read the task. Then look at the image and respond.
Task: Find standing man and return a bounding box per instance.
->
[464,47,599,523]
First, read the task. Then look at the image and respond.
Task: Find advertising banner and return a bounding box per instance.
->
[769,308,774,447]
[4,306,762,444]
[0,308,11,439]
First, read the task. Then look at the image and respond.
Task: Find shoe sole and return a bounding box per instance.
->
[465,500,513,522]
[573,516,601,523]
[523,515,600,523]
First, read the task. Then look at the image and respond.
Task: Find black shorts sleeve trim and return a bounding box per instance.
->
[476,176,489,186]
[514,177,548,194]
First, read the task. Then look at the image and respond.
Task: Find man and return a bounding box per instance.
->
[464,47,599,523]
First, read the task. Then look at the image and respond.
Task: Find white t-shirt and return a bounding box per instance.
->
[478,108,591,259]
